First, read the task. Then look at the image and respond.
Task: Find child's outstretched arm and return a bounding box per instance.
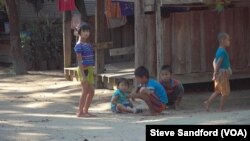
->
[128,88,137,100]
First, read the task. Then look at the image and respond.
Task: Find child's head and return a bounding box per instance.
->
[160,65,172,82]
[134,66,149,84]
[218,32,230,47]
[116,78,129,92]
[76,22,91,39]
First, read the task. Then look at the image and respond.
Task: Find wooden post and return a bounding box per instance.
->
[135,0,145,69]
[156,0,163,79]
[248,8,250,67]
[95,0,110,74]
[63,11,72,68]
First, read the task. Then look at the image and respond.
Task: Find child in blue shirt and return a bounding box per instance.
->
[129,66,168,115]
[204,32,232,112]
[111,78,142,113]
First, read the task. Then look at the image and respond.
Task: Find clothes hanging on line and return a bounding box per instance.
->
[58,0,75,12]
[119,2,134,16]
[105,0,127,28]
[71,13,81,29]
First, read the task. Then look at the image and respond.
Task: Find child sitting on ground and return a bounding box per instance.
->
[111,78,142,113]
[159,65,184,110]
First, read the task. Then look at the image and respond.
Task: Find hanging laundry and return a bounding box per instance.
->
[105,0,127,28]
[71,13,81,29]
[106,17,127,29]
[58,0,75,12]
[119,2,134,16]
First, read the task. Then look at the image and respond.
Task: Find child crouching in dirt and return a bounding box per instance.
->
[159,65,184,110]
[128,66,168,116]
[111,78,143,114]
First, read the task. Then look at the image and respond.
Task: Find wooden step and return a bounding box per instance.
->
[64,67,78,81]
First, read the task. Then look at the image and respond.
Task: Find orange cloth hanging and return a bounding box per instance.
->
[105,0,122,18]
[105,0,127,28]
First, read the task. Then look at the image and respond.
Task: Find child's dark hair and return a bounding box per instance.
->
[161,65,172,73]
[116,78,129,87]
[134,66,149,78]
[217,32,229,42]
[76,22,90,34]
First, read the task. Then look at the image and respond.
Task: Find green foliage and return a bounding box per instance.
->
[0,0,5,10]
[21,18,63,70]
[205,0,232,13]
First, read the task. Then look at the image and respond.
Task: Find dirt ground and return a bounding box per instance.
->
[0,70,250,141]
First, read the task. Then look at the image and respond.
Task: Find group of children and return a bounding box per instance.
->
[111,65,184,115]
[74,22,232,117]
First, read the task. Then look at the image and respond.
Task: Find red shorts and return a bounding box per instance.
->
[149,93,166,113]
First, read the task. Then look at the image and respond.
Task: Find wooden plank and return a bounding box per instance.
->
[122,23,134,61]
[144,0,155,12]
[161,0,203,5]
[109,46,134,56]
[233,8,248,69]
[93,42,113,50]
[95,0,111,74]
[156,0,163,78]
[185,12,192,74]
[145,14,157,76]
[111,28,122,61]
[135,0,146,68]
[200,11,206,72]
[202,10,219,72]
[248,8,250,67]
[112,0,135,2]
[63,11,72,68]
[175,68,250,84]
[190,11,202,73]
[64,67,78,81]
[172,12,191,74]
[162,16,172,66]
[219,8,234,69]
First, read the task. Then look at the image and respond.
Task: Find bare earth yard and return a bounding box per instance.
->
[0,71,250,141]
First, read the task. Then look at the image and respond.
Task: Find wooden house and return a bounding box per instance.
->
[94,0,250,88]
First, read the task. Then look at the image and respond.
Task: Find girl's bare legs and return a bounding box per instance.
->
[82,84,95,116]
[77,82,89,117]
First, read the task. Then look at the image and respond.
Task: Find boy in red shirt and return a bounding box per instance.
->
[159,65,184,110]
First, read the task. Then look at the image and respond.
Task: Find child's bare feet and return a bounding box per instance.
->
[77,112,96,118]
[203,101,210,112]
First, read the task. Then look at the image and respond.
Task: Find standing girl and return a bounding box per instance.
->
[74,23,95,117]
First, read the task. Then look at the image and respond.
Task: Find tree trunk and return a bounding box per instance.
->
[4,0,27,74]
[75,0,88,21]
